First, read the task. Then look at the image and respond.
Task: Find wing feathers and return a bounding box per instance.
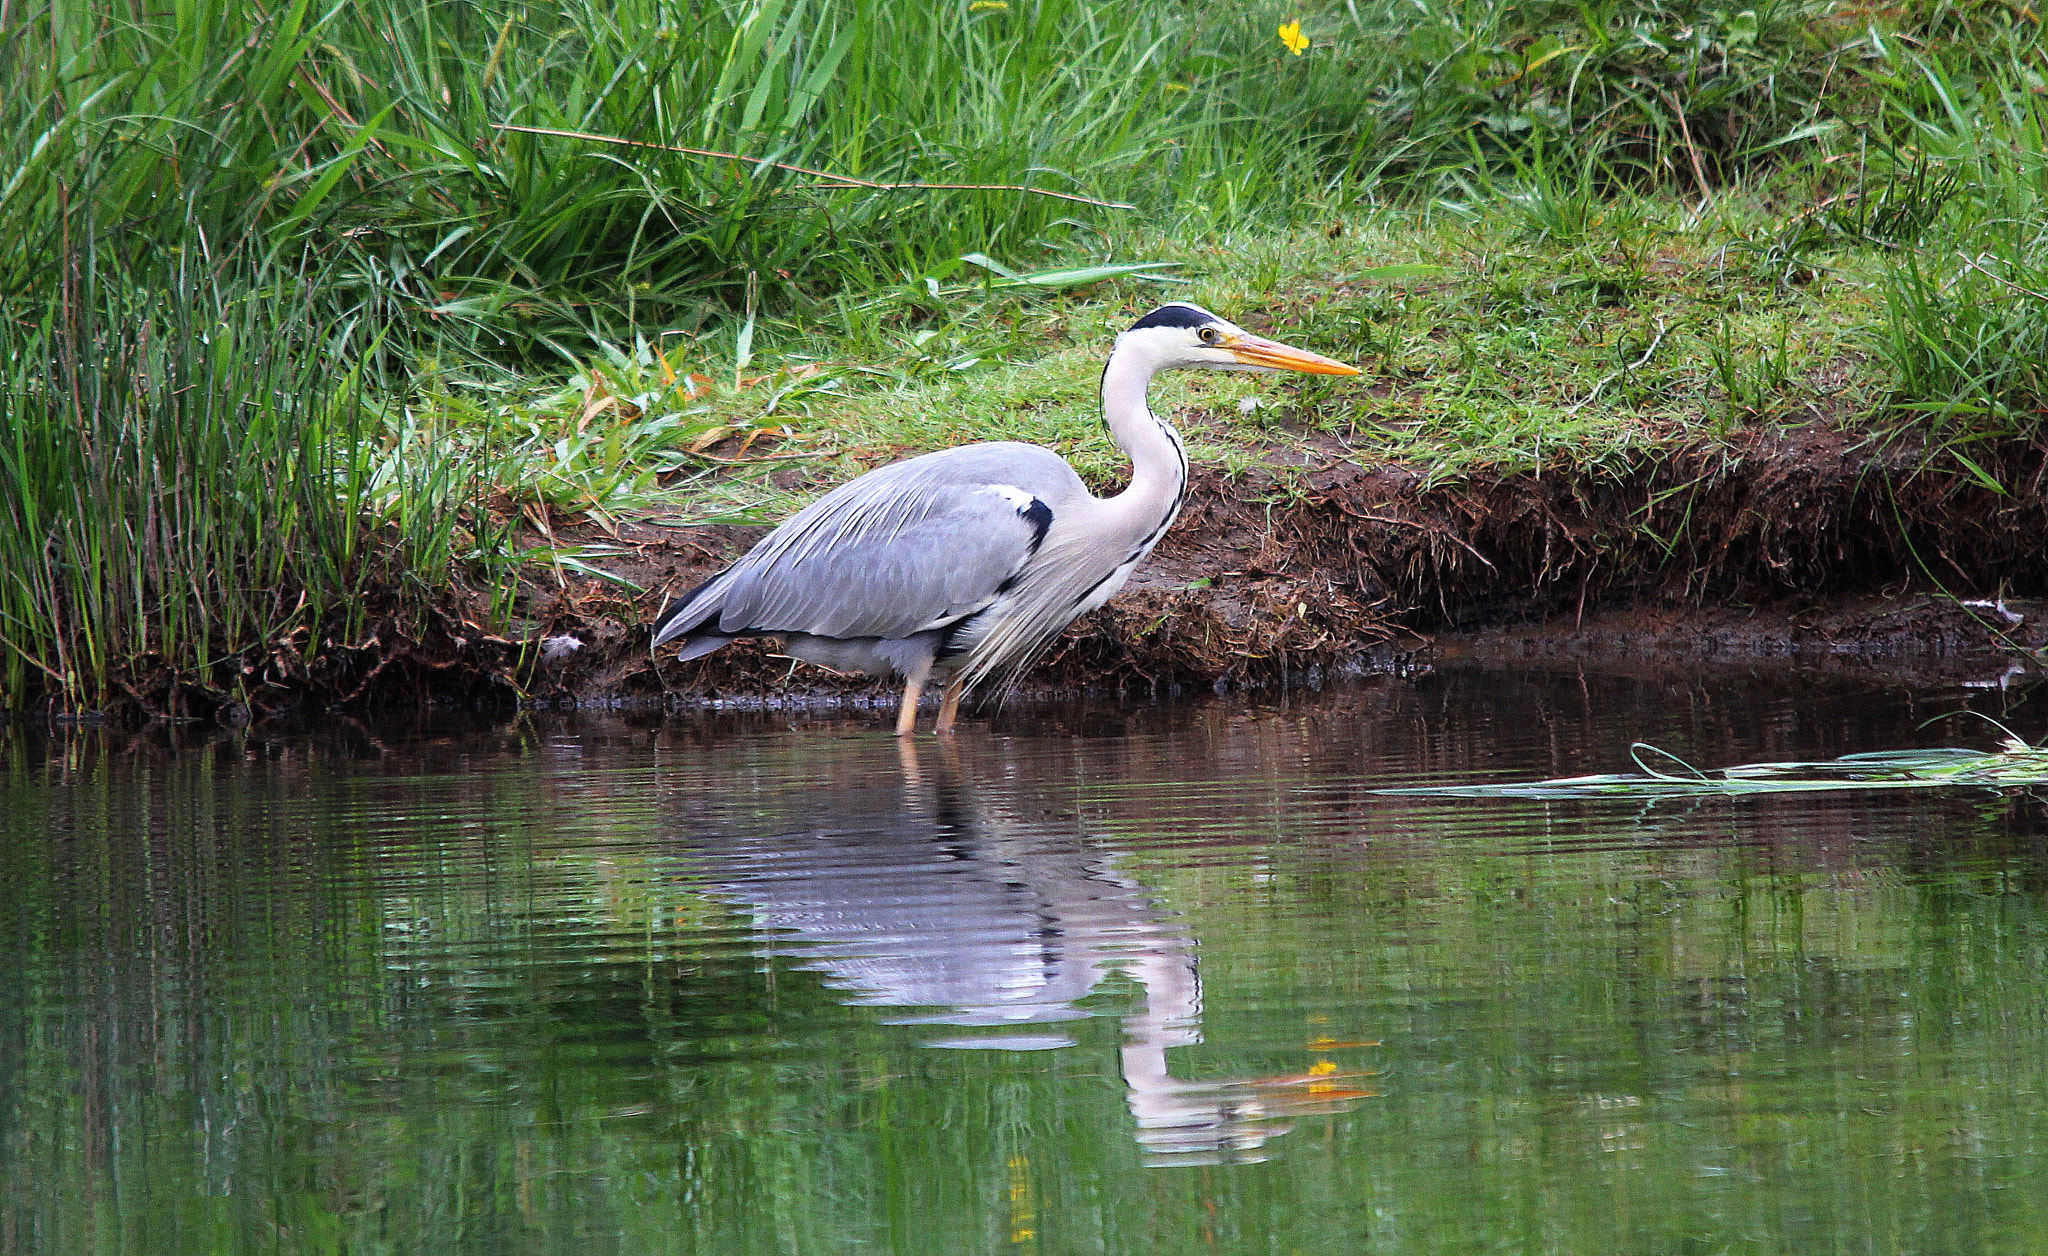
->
[668,443,1086,648]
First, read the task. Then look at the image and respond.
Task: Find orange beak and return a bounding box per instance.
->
[1225,333,1362,375]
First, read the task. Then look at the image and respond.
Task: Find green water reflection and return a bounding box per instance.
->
[3,672,2047,1255]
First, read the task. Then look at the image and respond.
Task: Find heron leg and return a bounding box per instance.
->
[934,681,966,735]
[895,734,923,783]
[894,674,926,737]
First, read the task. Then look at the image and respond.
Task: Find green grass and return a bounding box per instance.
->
[0,0,1940,363]
[527,192,1883,519]
[6,0,2048,713]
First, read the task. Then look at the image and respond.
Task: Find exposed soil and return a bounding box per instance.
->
[55,419,2048,724]
[490,419,2046,713]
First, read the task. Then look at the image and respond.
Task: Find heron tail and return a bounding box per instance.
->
[650,577,722,650]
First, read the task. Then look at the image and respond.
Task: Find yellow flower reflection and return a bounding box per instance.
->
[1278,19,1308,55]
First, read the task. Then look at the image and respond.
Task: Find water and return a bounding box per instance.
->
[4,667,2046,1255]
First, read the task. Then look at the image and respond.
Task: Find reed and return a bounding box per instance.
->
[0,233,498,711]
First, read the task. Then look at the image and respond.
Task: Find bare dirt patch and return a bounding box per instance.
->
[493,421,2045,712]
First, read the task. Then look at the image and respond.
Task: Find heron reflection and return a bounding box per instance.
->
[674,740,1367,1167]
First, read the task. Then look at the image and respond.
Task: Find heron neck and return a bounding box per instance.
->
[1099,350,1188,524]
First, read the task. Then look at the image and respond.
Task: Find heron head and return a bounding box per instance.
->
[1117,303,1361,376]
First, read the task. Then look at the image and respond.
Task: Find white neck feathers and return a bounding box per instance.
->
[1099,341,1189,527]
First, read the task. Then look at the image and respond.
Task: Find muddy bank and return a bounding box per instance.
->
[44,421,2046,724]
[497,421,2044,709]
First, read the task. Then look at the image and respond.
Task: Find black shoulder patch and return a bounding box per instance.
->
[1128,302,1216,331]
[1021,497,1053,549]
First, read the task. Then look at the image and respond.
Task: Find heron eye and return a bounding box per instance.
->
[1198,326,1223,345]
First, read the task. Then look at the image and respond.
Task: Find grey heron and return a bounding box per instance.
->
[651,302,1360,733]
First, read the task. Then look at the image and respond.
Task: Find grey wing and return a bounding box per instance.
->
[698,442,1084,641]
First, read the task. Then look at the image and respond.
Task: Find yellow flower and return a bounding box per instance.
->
[968,1,1008,10]
[1278,20,1308,55]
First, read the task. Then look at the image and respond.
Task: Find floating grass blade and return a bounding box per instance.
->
[1378,741,2048,799]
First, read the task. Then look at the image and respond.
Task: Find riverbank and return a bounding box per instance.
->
[243,412,2037,723]
[18,384,2041,726]
[17,260,2047,725]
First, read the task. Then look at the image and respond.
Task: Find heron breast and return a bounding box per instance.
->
[1073,555,1143,617]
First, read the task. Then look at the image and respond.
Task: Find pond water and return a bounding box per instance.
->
[4,666,2047,1256]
